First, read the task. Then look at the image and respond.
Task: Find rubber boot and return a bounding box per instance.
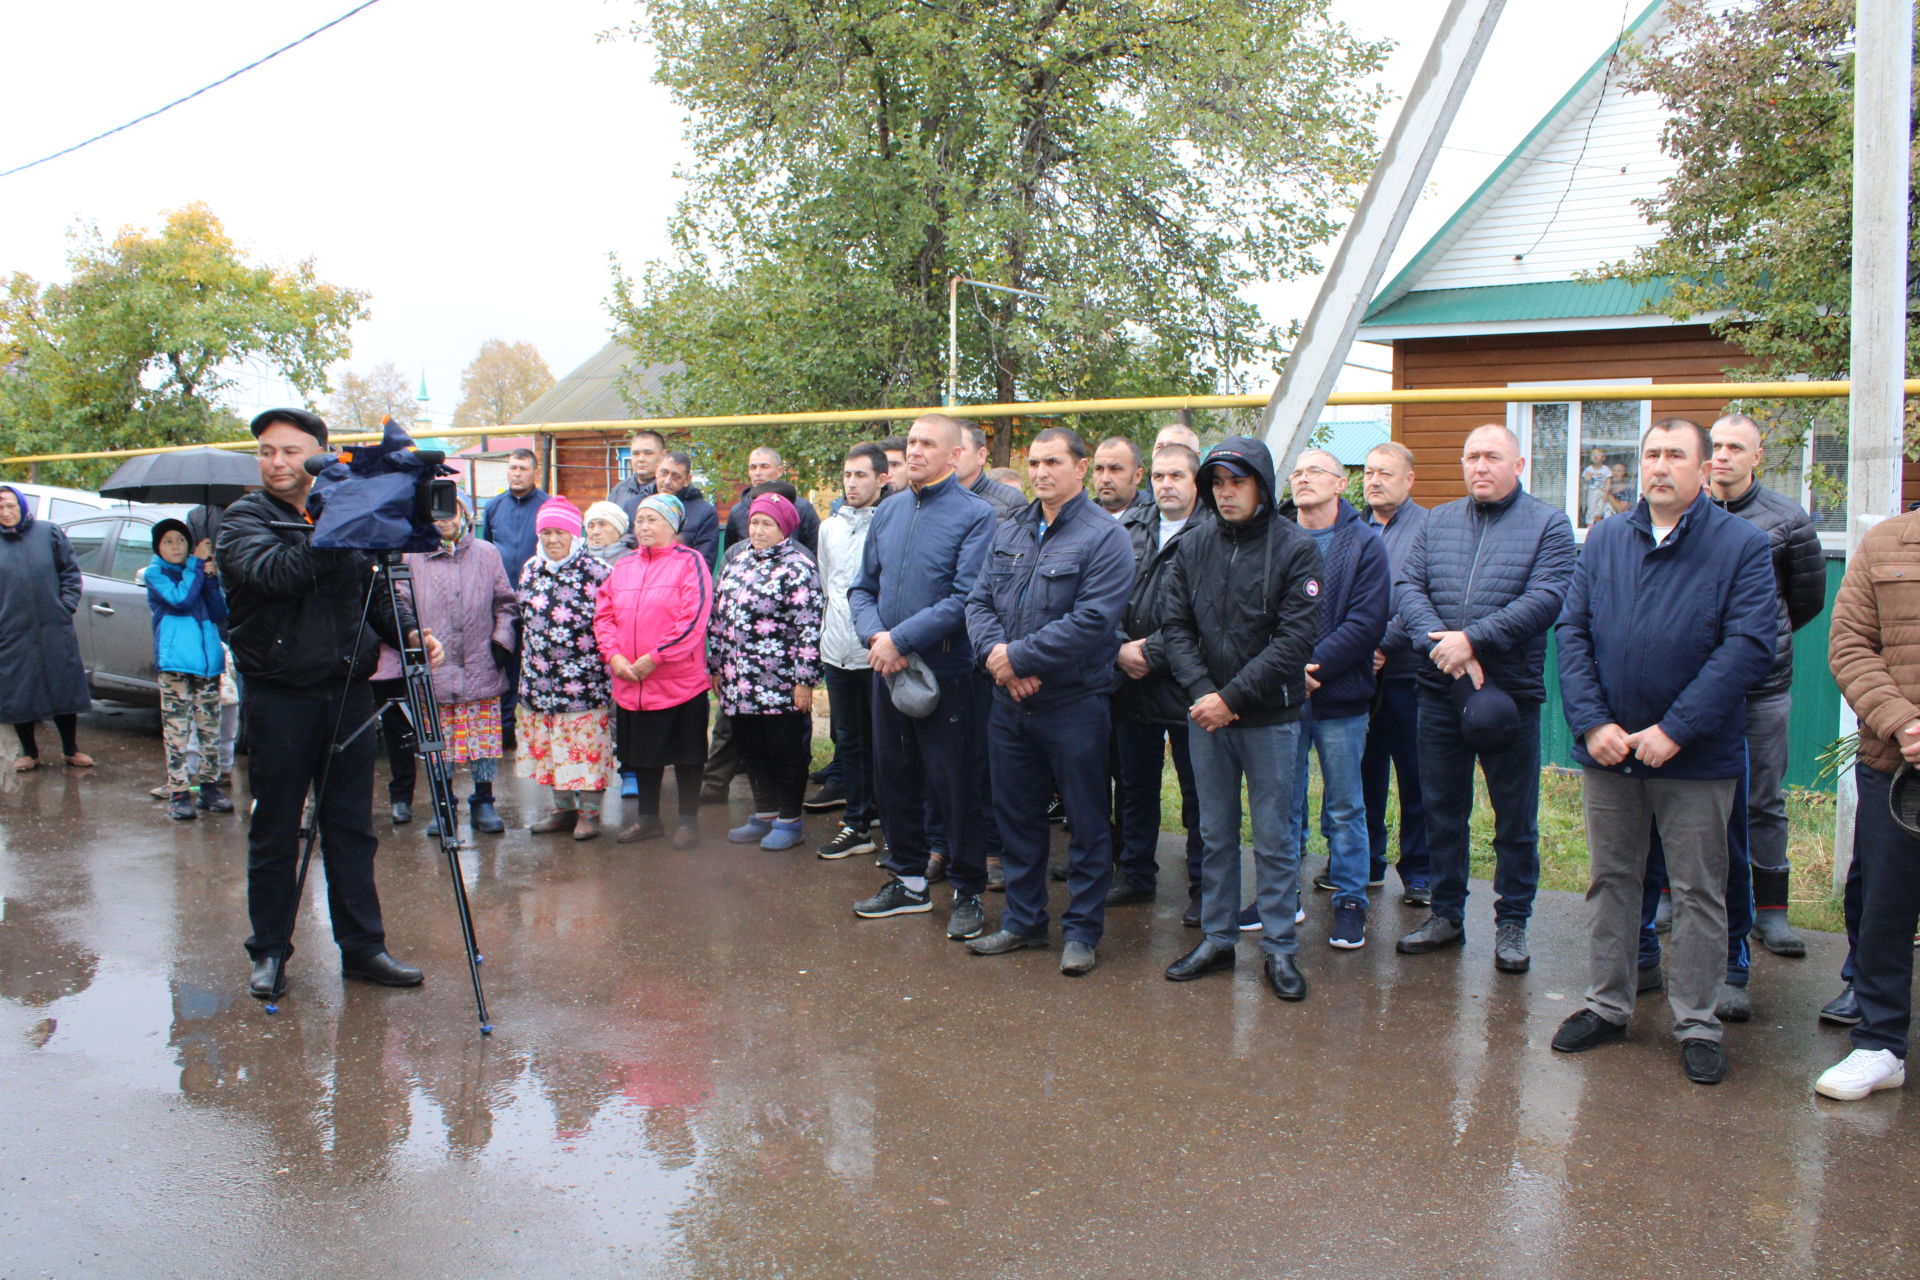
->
[1750,867,1806,958]
[427,798,459,836]
[470,786,505,834]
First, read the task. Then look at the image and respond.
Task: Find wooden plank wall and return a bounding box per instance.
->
[1389,325,1753,505]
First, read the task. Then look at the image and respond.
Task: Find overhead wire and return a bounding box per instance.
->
[0,0,389,181]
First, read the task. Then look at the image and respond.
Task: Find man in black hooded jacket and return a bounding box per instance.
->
[1160,436,1323,1001]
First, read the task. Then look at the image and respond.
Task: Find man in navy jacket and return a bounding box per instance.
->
[963,427,1135,975]
[1550,417,1775,1087]
[848,414,998,941]
[481,447,548,745]
[1285,449,1390,950]
[1394,424,1576,973]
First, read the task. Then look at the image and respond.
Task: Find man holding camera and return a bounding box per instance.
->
[217,408,443,1001]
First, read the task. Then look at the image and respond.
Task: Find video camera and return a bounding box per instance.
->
[303,417,462,553]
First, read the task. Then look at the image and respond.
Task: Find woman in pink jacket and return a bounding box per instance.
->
[594,493,714,848]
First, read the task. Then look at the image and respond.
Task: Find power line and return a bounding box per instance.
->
[0,0,389,182]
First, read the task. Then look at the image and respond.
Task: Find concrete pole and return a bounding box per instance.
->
[1834,0,1913,895]
[1259,0,1507,461]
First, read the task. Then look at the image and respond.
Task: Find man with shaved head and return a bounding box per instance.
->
[725,445,820,554]
[1706,413,1825,966]
[1394,423,1576,973]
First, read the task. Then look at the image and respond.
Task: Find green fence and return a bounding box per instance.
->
[1539,555,1845,791]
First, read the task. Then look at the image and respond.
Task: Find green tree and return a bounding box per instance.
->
[328,362,420,434]
[0,202,366,483]
[607,0,1387,484]
[453,339,555,427]
[1597,0,1920,459]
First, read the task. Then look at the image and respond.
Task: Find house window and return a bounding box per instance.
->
[1509,381,1652,533]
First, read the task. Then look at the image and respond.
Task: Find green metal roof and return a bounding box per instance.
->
[1361,277,1675,328]
[1364,0,1670,322]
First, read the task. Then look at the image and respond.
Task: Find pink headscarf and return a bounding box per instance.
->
[748,492,799,540]
[535,496,583,536]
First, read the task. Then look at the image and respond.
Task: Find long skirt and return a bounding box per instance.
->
[514,706,613,791]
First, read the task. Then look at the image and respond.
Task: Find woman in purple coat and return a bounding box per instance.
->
[373,503,518,834]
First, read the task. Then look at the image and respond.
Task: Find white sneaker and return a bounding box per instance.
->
[1815,1048,1906,1100]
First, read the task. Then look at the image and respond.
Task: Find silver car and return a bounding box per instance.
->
[58,504,197,706]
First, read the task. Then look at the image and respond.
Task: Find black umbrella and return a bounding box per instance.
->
[99,447,261,506]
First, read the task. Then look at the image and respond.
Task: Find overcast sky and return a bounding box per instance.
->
[0,0,1648,426]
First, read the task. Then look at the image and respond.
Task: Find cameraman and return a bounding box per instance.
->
[216,408,444,1000]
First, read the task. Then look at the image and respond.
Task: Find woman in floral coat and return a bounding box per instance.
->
[514,497,614,840]
[711,492,824,851]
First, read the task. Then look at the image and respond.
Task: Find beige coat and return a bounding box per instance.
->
[1830,510,1920,774]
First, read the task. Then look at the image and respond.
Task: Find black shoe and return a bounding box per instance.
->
[1312,870,1336,892]
[390,800,413,825]
[1751,907,1807,958]
[167,791,198,822]
[808,765,831,784]
[1181,897,1202,928]
[1105,883,1154,907]
[1046,795,1066,825]
[342,951,424,987]
[947,893,986,940]
[198,781,234,813]
[853,878,931,918]
[967,928,1049,956]
[1493,921,1530,974]
[817,823,876,860]
[986,857,1006,892]
[1552,1009,1626,1053]
[1401,878,1431,908]
[1264,954,1307,1001]
[802,782,846,812]
[1060,940,1098,976]
[1396,915,1464,955]
[248,956,287,1000]
[1637,964,1664,993]
[1681,1037,1726,1085]
[1165,939,1236,982]
[1820,984,1863,1027]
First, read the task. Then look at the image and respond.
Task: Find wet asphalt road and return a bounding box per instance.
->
[1,705,1916,1279]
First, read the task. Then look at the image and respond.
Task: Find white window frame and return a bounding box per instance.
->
[1506,377,1652,541]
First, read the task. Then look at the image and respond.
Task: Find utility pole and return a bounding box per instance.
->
[1259,0,1507,462]
[1834,0,1914,894]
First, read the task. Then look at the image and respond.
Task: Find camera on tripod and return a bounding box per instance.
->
[303,416,462,553]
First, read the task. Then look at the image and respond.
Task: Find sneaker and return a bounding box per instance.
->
[817,823,876,860]
[1815,1048,1906,1100]
[1329,900,1367,949]
[1396,915,1464,955]
[1046,796,1066,825]
[727,815,774,844]
[854,878,932,918]
[1493,921,1530,973]
[803,782,846,812]
[1552,1009,1626,1053]
[198,781,234,814]
[947,893,985,940]
[1237,903,1261,932]
[1311,870,1336,892]
[759,818,806,851]
[167,791,198,822]
[1402,878,1431,908]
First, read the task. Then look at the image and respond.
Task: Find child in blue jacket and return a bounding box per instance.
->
[146,518,231,820]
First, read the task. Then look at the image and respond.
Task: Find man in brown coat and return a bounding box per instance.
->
[1822,511,1920,1099]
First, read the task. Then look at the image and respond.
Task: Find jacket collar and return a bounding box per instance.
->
[909,471,958,504]
[1714,478,1763,514]
[1625,486,1714,541]
[1471,485,1523,518]
[1017,488,1093,535]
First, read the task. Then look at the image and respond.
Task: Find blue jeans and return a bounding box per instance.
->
[1291,707,1371,906]
[1418,691,1541,929]
[1637,743,1753,985]
[1110,713,1203,895]
[823,664,876,828]
[1362,677,1429,886]
[990,695,1113,944]
[1189,718,1302,956]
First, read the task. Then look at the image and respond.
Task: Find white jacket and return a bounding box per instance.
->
[818,501,876,671]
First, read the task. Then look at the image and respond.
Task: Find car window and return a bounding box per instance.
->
[108,521,155,583]
[61,518,116,576]
[49,497,102,524]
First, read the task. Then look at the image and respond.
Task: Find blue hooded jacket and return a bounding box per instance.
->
[146,554,228,678]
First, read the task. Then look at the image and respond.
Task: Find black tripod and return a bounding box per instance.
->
[264,546,492,1034]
